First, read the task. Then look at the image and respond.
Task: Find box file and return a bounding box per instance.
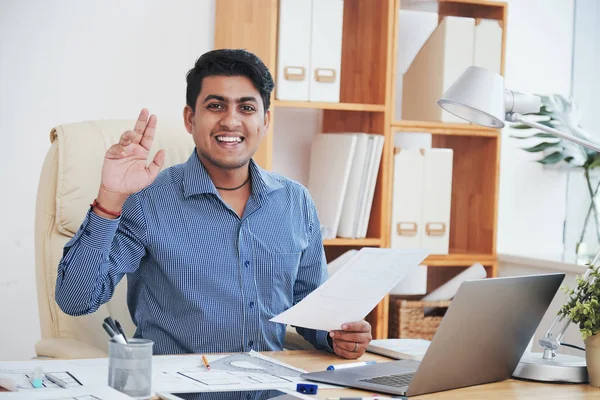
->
[391,148,453,254]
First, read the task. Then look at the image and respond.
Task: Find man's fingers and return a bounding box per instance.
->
[330,332,371,343]
[333,338,361,353]
[147,149,166,179]
[133,108,150,134]
[341,320,371,332]
[333,341,361,360]
[106,143,132,159]
[140,114,157,151]
[119,130,137,146]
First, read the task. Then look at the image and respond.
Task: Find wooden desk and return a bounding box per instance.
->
[1,350,597,398]
[266,350,600,399]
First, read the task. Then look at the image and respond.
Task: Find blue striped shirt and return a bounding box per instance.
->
[55,150,332,355]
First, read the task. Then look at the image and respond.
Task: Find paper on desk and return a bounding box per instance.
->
[271,248,429,331]
[0,385,132,399]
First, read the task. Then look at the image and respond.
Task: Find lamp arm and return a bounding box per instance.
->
[511,115,600,154]
[537,249,600,359]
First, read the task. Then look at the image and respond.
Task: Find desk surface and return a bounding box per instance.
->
[267,350,600,399]
[1,350,597,398]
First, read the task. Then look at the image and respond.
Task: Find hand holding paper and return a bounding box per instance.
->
[271,248,429,331]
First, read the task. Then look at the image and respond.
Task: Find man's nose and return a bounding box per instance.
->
[220,107,242,129]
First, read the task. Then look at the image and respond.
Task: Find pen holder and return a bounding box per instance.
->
[108,338,153,399]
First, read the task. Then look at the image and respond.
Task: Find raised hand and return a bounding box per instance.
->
[94,109,166,218]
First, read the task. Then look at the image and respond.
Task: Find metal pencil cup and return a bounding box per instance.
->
[108,338,153,399]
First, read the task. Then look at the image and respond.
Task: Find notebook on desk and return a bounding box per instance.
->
[366,339,431,361]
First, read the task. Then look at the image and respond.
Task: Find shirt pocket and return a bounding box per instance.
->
[253,247,301,316]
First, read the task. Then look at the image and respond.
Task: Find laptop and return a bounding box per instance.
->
[301,273,564,397]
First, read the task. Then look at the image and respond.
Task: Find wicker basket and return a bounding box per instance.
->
[389,298,452,340]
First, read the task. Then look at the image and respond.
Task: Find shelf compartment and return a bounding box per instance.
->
[400,0,506,21]
[273,100,385,112]
[393,120,500,137]
[425,252,495,266]
[323,238,383,247]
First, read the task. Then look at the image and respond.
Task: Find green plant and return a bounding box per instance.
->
[558,263,600,339]
[510,94,600,247]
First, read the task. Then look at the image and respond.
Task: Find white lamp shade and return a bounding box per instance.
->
[438,66,506,128]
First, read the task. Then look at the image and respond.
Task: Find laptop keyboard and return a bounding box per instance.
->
[359,373,414,388]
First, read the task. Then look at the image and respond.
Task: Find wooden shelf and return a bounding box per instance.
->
[273,100,386,112]
[392,120,500,137]
[401,0,505,21]
[425,253,496,267]
[323,238,382,247]
[216,0,507,340]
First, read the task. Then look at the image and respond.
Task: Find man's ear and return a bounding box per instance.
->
[263,109,271,132]
[183,105,194,134]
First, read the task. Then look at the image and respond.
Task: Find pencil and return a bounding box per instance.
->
[202,355,211,370]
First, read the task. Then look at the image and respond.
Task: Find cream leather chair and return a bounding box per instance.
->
[34,118,312,359]
[34,119,196,358]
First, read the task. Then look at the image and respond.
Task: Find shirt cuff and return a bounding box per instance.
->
[317,329,334,353]
[77,209,121,250]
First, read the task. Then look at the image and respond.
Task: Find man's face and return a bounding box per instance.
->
[184,75,270,170]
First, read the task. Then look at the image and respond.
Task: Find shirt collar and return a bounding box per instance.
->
[183,150,283,198]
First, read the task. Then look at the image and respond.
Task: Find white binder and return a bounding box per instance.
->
[276,0,313,101]
[391,148,425,249]
[357,135,385,238]
[307,134,358,240]
[421,149,453,254]
[474,19,502,75]
[402,16,475,123]
[309,0,344,102]
[337,134,374,239]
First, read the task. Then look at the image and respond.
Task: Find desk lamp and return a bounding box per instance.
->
[437,65,599,383]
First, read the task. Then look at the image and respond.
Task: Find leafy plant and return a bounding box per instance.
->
[510,94,600,246]
[558,263,600,339]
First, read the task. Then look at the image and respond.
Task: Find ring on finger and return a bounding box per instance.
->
[353,342,358,352]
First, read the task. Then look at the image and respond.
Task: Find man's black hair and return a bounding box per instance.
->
[186,49,275,113]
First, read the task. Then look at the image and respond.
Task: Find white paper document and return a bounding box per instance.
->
[0,385,132,399]
[271,248,429,331]
[0,352,330,395]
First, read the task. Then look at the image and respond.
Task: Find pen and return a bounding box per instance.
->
[102,321,127,345]
[45,373,68,388]
[202,354,211,370]
[30,367,43,388]
[327,361,377,371]
[114,320,129,344]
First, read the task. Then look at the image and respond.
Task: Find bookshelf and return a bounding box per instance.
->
[214,0,507,339]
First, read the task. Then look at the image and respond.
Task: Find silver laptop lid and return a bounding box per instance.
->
[406,273,564,396]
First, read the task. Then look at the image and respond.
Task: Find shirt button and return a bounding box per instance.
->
[249,301,254,309]
[244,261,250,268]
[248,340,254,347]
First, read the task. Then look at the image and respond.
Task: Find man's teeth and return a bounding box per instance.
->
[216,136,242,143]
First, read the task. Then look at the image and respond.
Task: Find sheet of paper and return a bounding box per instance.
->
[0,385,132,399]
[0,352,338,394]
[271,248,429,331]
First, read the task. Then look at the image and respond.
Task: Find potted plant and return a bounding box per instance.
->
[558,263,600,386]
[510,94,600,263]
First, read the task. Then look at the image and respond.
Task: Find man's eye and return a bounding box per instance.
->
[240,105,256,112]
[207,103,224,110]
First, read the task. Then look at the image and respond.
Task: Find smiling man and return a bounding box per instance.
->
[55,49,372,359]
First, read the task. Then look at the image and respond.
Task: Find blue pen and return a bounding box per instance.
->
[327,361,377,371]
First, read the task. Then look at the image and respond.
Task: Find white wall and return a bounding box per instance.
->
[0,0,215,360]
[496,0,574,257]
[564,0,600,263]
